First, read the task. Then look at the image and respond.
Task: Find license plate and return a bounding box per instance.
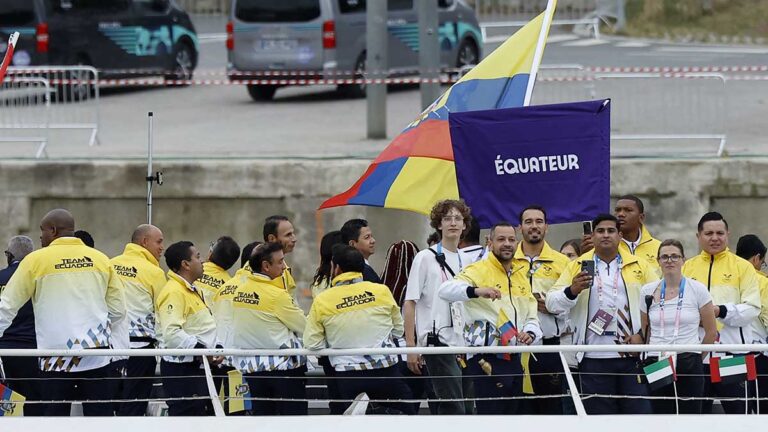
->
[258,39,298,51]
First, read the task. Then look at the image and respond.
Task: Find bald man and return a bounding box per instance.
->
[111,224,167,416]
[0,209,126,416]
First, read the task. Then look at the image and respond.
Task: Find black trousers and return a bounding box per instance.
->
[527,338,565,414]
[160,360,213,416]
[42,362,120,416]
[579,357,652,415]
[648,353,705,414]
[0,355,44,416]
[319,356,346,415]
[335,364,416,415]
[753,354,768,414]
[116,355,157,416]
[245,366,307,415]
[464,354,522,415]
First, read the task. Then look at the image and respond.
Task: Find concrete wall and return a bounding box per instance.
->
[2,158,768,301]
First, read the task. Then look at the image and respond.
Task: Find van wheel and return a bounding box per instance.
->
[165,43,195,85]
[456,39,479,70]
[247,84,277,101]
[338,55,366,98]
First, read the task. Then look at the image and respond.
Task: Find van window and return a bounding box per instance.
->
[235,0,321,22]
[69,0,131,11]
[388,0,413,11]
[338,0,365,14]
[0,0,36,26]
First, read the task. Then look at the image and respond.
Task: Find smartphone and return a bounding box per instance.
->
[582,221,593,235]
[581,260,595,277]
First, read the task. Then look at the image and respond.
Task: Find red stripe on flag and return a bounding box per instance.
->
[318,163,378,210]
[746,354,757,381]
[669,356,677,382]
[374,119,454,164]
[710,357,721,383]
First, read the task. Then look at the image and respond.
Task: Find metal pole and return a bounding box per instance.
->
[147,112,153,225]
[366,0,387,139]
[418,0,440,110]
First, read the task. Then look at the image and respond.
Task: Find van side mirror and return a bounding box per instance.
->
[152,0,170,12]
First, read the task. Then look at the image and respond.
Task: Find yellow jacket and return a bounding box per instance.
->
[0,237,125,372]
[304,272,403,371]
[682,249,760,346]
[111,243,166,347]
[546,248,658,362]
[750,272,768,345]
[439,252,542,347]
[196,262,231,307]
[619,224,662,274]
[513,242,570,339]
[211,266,249,351]
[231,272,306,373]
[156,270,217,363]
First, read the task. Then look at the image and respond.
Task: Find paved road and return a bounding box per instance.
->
[2,18,767,160]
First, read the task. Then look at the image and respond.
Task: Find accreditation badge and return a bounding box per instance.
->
[588,309,614,336]
[450,302,464,337]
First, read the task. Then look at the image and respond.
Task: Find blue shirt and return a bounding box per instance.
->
[0,262,36,348]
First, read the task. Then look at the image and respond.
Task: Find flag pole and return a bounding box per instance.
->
[522,0,557,107]
[0,32,19,84]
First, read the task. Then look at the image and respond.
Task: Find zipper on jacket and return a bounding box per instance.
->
[739,327,746,344]
[707,254,714,291]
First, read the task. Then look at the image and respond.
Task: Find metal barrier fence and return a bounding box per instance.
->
[0,77,51,158]
[3,66,101,156]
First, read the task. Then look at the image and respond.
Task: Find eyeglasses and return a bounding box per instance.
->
[658,254,683,263]
[442,215,464,223]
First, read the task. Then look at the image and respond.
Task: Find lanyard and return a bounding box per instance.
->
[595,255,621,311]
[658,278,686,341]
[436,242,462,281]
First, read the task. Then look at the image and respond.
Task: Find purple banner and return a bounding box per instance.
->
[449,99,610,227]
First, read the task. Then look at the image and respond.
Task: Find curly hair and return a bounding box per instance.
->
[429,199,472,231]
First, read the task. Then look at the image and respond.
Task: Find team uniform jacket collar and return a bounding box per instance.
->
[122,243,160,267]
[697,248,731,261]
[247,271,285,289]
[203,261,226,274]
[331,271,364,286]
[487,250,513,274]
[167,270,198,292]
[580,247,640,267]
[513,241,559,262]
[49,237,85,247]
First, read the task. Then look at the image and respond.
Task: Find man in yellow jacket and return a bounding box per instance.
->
[0,209,125,416]
[111,224,167,416]
[439,222,541,415]
[305,245,414,414]
[682,212,760,414]
[196,236,240,307]
[615,195,662,273]
[157,241,219,416]
[263,215,299,297]
[547,214,658,415]
[232,242,308,415]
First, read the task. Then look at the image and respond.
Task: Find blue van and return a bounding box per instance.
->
[227,0,482,100]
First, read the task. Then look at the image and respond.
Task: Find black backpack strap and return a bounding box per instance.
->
[428,248,456,277]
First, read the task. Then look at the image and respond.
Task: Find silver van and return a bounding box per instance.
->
[226,0,482,101]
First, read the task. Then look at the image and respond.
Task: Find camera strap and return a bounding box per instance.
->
[429,243,457,278]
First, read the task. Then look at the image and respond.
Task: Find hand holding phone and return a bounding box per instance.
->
[581,260,595,278]
[582,221,593,235]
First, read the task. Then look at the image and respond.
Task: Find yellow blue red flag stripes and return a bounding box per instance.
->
[227,369,253,414]
[496,308,518,361]
[0,382,25,416]
[319,1,557,215]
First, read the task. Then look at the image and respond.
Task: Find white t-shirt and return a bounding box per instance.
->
[585,257,629,359]
[405,245,468,347]
[640,277,712,356]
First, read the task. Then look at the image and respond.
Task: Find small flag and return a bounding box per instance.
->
[710,354,757,384]
[496,308,518,361]
[0,33,19,85]
[643,357,676,391]
[0,382,25,416]
[227,369,252,414]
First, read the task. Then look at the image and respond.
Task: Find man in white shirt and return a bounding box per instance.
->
[404,199,473,414]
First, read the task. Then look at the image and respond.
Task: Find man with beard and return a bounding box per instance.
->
[512,205,570,414]
[439,222,541,415]
[264,215,299,296]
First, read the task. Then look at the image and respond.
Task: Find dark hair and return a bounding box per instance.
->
[429,199,472,231]
[518,205,547,225]
[74,230,94,248]
[560,238,581,256]
[462,216,481,244]
[210,236,240,271]
[697,211,729,232]
[592,213,619,230]
[426,231,441,246]
[340,218,369,244]
[489,221,515,237]
[165,241,194,273]
[381,240,420,307]
[313,230,344,287]
[616,194,645,213]
[263,215,290,242]
[240,241,262,268]
[736,234,766,261]
[657,239,685,258]
[249,242,284,274]
[331,244,365,273]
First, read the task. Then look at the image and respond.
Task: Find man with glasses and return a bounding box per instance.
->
[682,212,761,414]
[0,236,41,415]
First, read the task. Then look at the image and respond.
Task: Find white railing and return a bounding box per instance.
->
[0,77,51,158]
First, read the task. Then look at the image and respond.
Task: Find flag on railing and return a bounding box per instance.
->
[318,1,557,215]
[0,382,25,416]
[227,369,252,414]
[496,308,518,361]
[710,354,757,384]
[0,33,19,85]
[643,357,676,391]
